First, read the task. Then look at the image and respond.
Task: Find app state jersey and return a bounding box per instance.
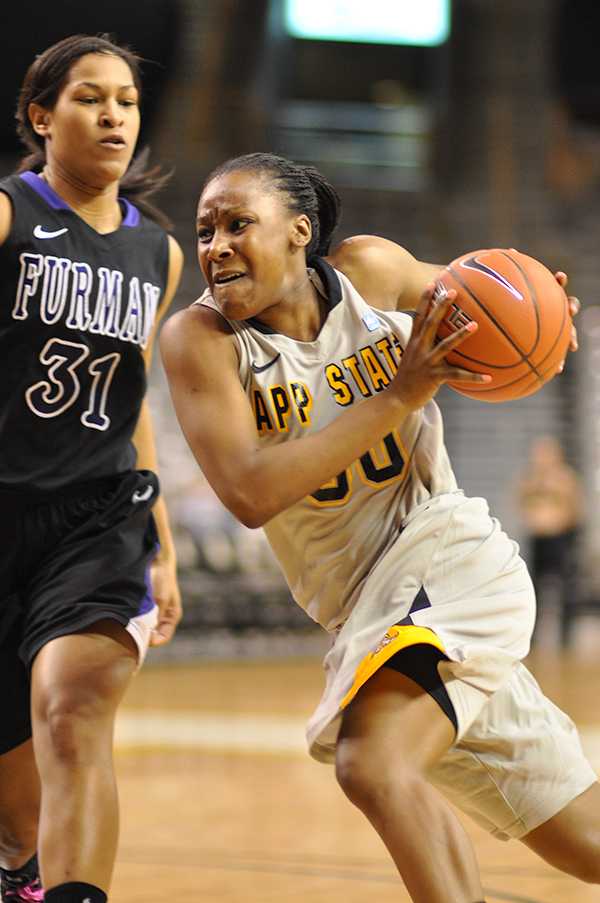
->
[0,171,169,491]
[198,257,458,631]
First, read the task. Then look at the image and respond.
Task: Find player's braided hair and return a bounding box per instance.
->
[15,33,172,230]
[204,152,341,260]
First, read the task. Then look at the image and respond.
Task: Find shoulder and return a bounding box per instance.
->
[326,235,439,311]
[160,301,239,390]
[329,234,416,271]
[163,298,233,341]
[0,190,14,246]
[161,300,235,362]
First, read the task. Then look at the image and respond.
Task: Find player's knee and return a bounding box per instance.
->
[336,737,379,808]
[335,737,421,815]
[33,686,113,763]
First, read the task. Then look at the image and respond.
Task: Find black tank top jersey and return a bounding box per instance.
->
[0,172,169,492]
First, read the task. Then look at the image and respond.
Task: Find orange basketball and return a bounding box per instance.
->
[435,248,572,402]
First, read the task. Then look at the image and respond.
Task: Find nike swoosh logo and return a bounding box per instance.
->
[251,353,281,374]
[460,255,524,300]
[33,225,69,239]
[132,485,154,504]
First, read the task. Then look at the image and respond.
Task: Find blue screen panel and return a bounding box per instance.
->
[284,0,450,47]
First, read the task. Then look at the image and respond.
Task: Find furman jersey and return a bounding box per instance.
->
[0,172,169,491]
[199,257,458,631]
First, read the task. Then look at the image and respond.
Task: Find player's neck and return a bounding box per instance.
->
[259,275,328,342]
[40,164,123,234]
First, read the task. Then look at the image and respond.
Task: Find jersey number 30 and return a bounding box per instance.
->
[311,430,407,506]
[26,338,121,431]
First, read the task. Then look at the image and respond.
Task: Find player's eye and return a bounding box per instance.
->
[197,228,213,243]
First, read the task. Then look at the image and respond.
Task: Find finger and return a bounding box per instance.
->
[569,323,578,352]
[443,367,492,384]
[422,285,458,345]
[554,270,568,288]
[568,296,580,317]
[411,282,437,337]
[151,617,177,646]
[430,320,478,362]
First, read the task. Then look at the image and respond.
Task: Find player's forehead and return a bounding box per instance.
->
[63,53,137,93]
[197,170,280,218]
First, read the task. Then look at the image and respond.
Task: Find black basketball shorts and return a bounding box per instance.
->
[0,469,159,754]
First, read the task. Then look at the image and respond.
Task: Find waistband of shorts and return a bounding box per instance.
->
[400,490,468,529]
[0,472,130,507]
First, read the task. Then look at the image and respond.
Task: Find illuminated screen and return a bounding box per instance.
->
[284,0,450,46]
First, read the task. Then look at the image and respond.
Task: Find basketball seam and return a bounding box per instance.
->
[500,249,570,379]
[447,260,543,385]
[452,353,566,396]
[503,251,570,369]
[498,250,543,358]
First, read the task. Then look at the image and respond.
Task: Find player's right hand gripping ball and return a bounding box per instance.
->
[435,248,572,402]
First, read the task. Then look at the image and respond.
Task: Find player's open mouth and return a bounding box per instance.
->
[214,272,246,285]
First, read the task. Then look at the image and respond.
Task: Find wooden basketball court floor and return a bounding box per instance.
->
[110,641,600,902]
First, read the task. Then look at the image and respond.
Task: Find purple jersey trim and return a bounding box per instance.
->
[120,197,140,227]
[20,170,140,226]
[20,170,70,209]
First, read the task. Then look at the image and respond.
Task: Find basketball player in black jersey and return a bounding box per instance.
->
[0,35,183,903]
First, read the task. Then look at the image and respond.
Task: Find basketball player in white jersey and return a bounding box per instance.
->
[160,153,600,903]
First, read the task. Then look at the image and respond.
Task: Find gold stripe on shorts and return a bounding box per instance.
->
[340,624,446,709]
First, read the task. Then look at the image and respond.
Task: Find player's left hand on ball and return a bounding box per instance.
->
[554,270,580,354]
[149,558,183,645]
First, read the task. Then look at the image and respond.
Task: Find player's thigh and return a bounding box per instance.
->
[339,665,456,770]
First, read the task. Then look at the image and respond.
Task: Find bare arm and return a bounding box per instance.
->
[133,235,184,644]
[327,235,443,312]
[160,286,487,528]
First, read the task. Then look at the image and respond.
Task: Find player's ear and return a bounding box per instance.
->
[290,214,312,251]
[28,103,51,138]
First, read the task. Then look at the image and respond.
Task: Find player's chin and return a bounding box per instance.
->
[218,289,259,321]
[93,154,134,185]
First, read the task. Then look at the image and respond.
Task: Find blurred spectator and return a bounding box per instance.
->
[516,436,584,647]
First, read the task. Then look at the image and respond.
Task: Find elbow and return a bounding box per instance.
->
[226,489,277,530]
[231,500,272,530]
[236,509,268,530]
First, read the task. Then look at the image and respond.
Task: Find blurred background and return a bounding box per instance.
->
[2,0,600,656]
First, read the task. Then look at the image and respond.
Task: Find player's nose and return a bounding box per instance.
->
[99,101,123,128]
[207,233,234,261]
